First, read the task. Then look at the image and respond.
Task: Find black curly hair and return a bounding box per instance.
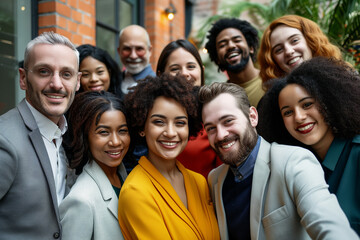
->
[124,73,202,146]
[205,18,259,65]
[257,57,360,149]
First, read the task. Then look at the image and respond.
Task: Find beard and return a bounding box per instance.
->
[218,49,250,73]
[124,58,148,74]
[213,122,258,167]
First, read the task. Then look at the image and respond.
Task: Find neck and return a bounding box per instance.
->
[311,130,335,161]
[147,154,179,179]
[96,161,121,187]
[227,60,259,85]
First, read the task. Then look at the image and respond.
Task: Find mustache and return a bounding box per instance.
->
[125,58,143,63]
[42,89,68,96]
[214,135,238,149]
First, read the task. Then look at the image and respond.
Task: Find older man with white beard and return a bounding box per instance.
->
[118,25,155,95]
[199,82,358,240]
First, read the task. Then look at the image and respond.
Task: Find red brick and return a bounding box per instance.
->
[68,20,78,32]
[57,15,68,29]
[56,2,71,18]
[71,34,83,45]
[38,15,56,27]
[68,0,78,8]
[78,24,92,36]
[78,0,94,15]
[82,14,93,27]
[72,9,82,23]
[38,2,56,13]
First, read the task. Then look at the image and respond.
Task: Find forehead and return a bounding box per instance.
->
[30,44,78,69]
[202,93,245,121]
[216,28,245,43]
[280,84,310,100]
[93,110,127,127]
[270,25,304,45]
[120,31,148,48]
[149,96,187,116]
[167,48,198,64]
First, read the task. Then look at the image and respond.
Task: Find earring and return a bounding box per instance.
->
[139,131,145,137]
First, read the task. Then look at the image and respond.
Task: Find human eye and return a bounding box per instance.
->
[169,66,180,73]
[81,72,90,78]
[119,127,129,135]
[97,129,109,135]
[205,126,215,134]
[188,64,196,70]
[152,119,165,126]
[303,101,314,109]
[38,68,52,77]
[61,71,74,80]
[273,46,283,54]
[282,109,293,117]
[223,118,234,126]
[175,120,187,127]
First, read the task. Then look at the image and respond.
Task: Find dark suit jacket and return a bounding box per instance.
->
[0,99,62,239]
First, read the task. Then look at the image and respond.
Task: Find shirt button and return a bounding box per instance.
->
[53,232,60,239]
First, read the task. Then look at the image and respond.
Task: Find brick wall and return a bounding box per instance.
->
[38,0,96,46]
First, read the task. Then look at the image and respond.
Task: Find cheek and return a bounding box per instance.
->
[282,117,294,133]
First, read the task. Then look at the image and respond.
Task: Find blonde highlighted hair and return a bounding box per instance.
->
[258,15,342,90]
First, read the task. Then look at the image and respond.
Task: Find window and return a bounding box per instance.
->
[96,0,140,64]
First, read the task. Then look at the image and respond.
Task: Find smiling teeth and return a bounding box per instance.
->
[107,151,121,155]
[228,53,239,58]
[288,57,300,65]
[222,141,235,149]
[161,142,177,146]
[48,95,63,99]
[298,123,314,131]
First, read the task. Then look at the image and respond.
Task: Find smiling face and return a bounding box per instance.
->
[19,44,80,124]
[215,28,253,73]
[88,110,130,172]
[144,96,189,164]
[164,48,202,86]
[202,93,258,166]
[79,56,111,92]
[270,25,312,73]
[279,84,333,152]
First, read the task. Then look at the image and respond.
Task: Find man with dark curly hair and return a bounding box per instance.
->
[205,18,264,107]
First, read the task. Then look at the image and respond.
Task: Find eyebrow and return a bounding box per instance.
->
[280,96,313,111]
[203,114,235,128]
[150,114,188,120]
[95,124,128,130]
[217,35,243,46]
[272,33,301,50]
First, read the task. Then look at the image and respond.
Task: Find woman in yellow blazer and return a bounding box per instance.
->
[119,74,220,240]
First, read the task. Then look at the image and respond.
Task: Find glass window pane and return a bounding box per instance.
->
[96,26,117,59]
[119,1,132,29]
[96,0,115,27]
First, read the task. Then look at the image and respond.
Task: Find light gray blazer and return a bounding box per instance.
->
[0,100,62,240]
[208,137,358,240]
[60,160,127,240]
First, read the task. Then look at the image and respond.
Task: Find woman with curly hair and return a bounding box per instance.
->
[257,57,360,235]
[118,74,220,239]
[77,44,123,98]
[156,39,222,178]
[60,91,132,239]
[258,15,342,90]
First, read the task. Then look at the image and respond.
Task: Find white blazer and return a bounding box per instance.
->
[60,160,127,240]
[208,137,358,240]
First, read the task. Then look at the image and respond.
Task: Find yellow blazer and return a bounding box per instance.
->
[118,156,220,240]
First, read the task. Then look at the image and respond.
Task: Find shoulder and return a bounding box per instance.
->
[64,171,100,203]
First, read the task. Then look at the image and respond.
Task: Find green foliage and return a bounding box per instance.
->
[195,0,360,70]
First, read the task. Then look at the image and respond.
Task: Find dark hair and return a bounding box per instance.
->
[257,57,360,147]
[63,91,134,174]
[124,74,202,146]
[156,39,204,86]
[76,44,123,98]
[205,18,259,64]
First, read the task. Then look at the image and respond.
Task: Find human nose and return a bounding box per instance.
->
[216,125,229,141]
[284,44,295,56]
[181,68,191,81]
[227,40,236,49]
[294,108,306,123]
[109,133,121,146]
[164,124,176,138]
[49,72,63,90]
[129,48,138,59]
[90,73,99,82]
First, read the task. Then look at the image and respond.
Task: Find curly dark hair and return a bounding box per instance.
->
[124,73,202,146]
[205,18,259,64]
[76,44,123,98]
[257,57,360,148]
[63,91,134,174]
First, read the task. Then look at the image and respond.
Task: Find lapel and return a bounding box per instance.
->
[84,161,127,220]
[212,165,230,240]
[18,100,60,220]
[139,157,203,238]
[250,137,271,240]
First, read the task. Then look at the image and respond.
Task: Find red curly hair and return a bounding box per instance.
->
[258,15,342,90]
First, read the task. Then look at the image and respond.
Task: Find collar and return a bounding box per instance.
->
[25,100,68,142]
[129,64,156,81]
[230,136,261,183]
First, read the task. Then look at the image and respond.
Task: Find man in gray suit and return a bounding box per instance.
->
[199,82,357,239]
[0,32,80,239]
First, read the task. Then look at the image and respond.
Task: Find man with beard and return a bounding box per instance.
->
[118,25,155,95]
[205,18,264,107]
[198,82,358,240]
[0,32,80,239]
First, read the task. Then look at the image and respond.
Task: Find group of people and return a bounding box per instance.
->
[0,14,359,240]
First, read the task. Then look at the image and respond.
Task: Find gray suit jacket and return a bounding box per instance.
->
[60,161,127,240]
[0,100,62,240]
[208,137,358,240]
